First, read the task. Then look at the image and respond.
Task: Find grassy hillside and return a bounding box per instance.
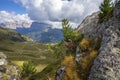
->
[0,41,57,75]
[30,60,61,80]
[0,27,56,74]
[0,27,26,42]
[0,41,54,64]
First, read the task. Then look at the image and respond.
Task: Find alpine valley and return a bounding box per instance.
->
[15,22,63,43]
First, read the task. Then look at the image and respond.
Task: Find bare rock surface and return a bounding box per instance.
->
[88,24,120,80]
[55,66,66,80]
[77,12,99,38]
[77,1,120,80]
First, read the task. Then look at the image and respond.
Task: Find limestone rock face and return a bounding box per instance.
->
[77,12,99,38]
[77,1,120,80]
[113,0,120,19]
[88,24,120,80]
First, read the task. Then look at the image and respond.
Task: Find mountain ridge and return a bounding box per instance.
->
[15,22,63,43]
[0,26,33,42]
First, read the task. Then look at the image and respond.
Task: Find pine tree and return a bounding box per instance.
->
[62,19,83,42]
[99,0,114,23]
[62,19,83,52]
[62,19,73,41]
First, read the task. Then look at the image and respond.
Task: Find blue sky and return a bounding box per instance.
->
[0,0,103,29]
[0,0,26,14]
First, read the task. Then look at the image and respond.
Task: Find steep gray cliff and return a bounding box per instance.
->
[77,12,99,38]
[88,23,120,80]
[77,1,120,80]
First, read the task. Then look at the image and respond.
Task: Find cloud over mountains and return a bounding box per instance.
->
[15,0,103,28]
[0,11,32,29]
[0,0,103,29]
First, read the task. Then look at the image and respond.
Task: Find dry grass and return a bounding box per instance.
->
[11,61,25,66]
[80,38,93,49]
[36,64,47,72]
[77,38,98,80]
[62,55,80,80]
[80,49,98,69]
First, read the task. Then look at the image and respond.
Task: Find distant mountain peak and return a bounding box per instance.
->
[15,22,63,43]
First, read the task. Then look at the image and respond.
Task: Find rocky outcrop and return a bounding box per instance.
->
[88,25,120,80]
[77,12,99,38]
[77,1,120,80]
[0,52,7,66]
[75,46,89,64]
[55,66,66,80]
[0,52,20,80]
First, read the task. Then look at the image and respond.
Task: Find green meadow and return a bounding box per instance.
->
[0,41,56,72]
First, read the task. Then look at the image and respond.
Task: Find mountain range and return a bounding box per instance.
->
[15,22,63,43]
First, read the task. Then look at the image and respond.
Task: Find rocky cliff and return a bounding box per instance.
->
[77,1,120,80]
[77,12,99,38]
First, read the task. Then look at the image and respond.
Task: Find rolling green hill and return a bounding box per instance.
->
[0,27,56,73]
[0,27,26,42]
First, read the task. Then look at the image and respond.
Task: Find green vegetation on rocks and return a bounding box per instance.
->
[62,19,83,52]
[20,61,36,79]
[62,19,83,42]
[98,0,117,23]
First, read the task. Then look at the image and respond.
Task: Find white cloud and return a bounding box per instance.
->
[15,0,103,28]
[0,11,33,29]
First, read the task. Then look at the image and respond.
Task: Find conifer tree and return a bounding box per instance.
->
[99,0,114,23]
